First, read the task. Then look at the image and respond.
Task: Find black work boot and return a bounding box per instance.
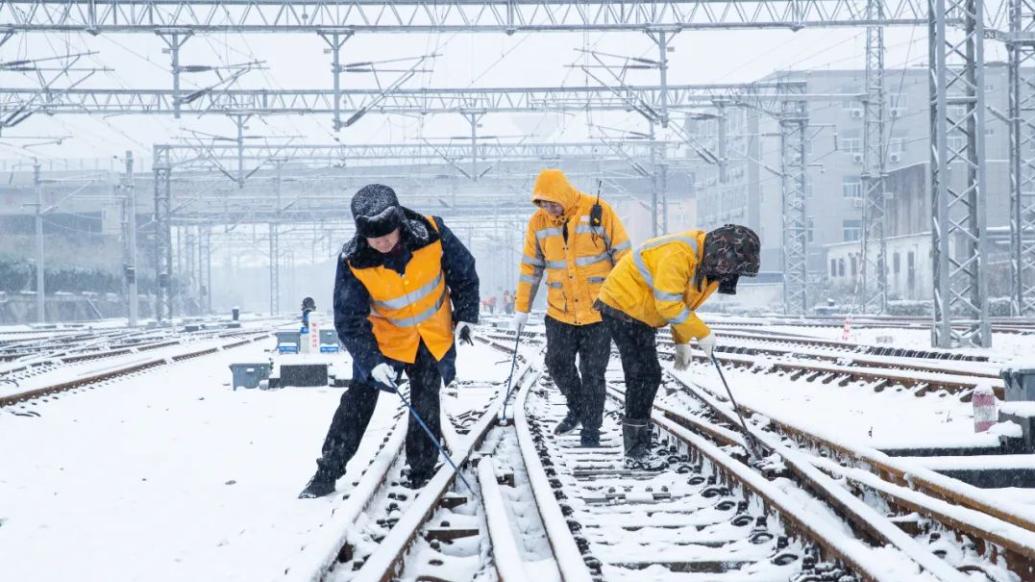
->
[402,465,437,489]
[298,466,338,499]
[622,419,667,471]
[579,428,601,447]
[554,412,580,435]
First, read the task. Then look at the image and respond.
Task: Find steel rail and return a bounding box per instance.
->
[657,372,1035,579]
[0,331,269,406]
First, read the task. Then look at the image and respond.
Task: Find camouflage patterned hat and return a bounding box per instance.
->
[701,224,761,278]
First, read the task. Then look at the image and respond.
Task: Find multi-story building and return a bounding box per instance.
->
[690,64,1016,306]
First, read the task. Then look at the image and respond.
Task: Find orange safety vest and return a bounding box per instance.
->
[348,218,454,363]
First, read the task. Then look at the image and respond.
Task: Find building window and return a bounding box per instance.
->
[890,93,907,116]
[893,252,901,274]
[843,219,862,241]
[850,255,858,278]
[842,176,862,199]
[841,137,862,153]
[838,258,846,277]
[807,217,815,243]
[831,258,838,277]
[907,251,917,294]
[889,136,906,154]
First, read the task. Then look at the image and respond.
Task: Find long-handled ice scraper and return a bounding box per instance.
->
[709,354,763,461]
[388,373,475,494]
[498,327,523,423]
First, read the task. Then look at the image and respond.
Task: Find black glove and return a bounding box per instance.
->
[456,323,474,346]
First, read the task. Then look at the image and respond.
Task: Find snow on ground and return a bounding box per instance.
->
[669,359,1002,451]
[0,330,510,581]
[0,340,399,582]
[743,322,1035,362]
[0,335,245,398]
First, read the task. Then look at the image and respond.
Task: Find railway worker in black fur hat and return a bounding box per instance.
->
[299,184,479,498]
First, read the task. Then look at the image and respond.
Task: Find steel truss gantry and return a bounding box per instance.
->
[1007,0,1035,316]
[860,0,888,314]
[150,140,685,319]
[778,83,809,316]
[929,0,991,347]
[5,0,1010,344]
[0,0,948,33]
[0,83,805,123]
[154,146,174,322]
[157,140,686,169]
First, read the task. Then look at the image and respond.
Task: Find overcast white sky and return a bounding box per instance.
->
[0,25,1011,164]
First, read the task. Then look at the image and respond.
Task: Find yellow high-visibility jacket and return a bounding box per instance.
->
[516,170,631,325]
[597,230,718,344]
[349,217,454,363]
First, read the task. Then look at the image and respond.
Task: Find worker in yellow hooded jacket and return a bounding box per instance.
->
[512,169,630,446]
[595,224,760,469]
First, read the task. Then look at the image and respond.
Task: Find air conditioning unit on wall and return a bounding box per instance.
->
[852,153,863,163]
[850,109,863,119]
[889,152,901,164]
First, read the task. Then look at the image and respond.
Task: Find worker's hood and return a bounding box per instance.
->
[531,169,580,222]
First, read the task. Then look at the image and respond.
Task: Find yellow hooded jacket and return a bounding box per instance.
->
[516,169,631,325]
[597,230,718,344]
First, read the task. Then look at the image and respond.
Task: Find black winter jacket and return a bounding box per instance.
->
[333,208,479,385]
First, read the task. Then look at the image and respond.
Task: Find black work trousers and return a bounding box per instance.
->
[601,311,662,421]
[315,342,442,479]
[544,316,611,432]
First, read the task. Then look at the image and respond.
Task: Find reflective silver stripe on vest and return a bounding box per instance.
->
[390,288,448,328]
[575,251,611,267]
[535,226,563,241]
[653,289,683,302]
[633,235,700,289]
[544,259,567,270]
[546,281,563,289]
[519,273,542,285]
[522,255,545,268]
[575,224,611,247]
[611,240,632,253]
[667,306,690,325]
[587,276,606,284]
[372,272,443,311]
[575,224,605,236]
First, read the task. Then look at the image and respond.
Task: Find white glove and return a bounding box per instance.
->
[697,333,717,358]
[674,343,693,370]
[512,311,529,331]
[370,362,398,391]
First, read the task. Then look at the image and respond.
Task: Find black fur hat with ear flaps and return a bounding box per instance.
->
[352,184,404,238]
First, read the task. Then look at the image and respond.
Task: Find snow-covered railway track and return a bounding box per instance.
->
[518,372,923,581]
[484,327,1034,580]
[689,336,1001,380]
[485,331,909,581]
[285,336,521,582]
[655,340,1003,399]
[0,327,271,387]
[671,328,991,363]
[0,328,138,361]
[0,330,270,407]
[655,372,1035,581]
[705,317,1035,336]
[484,329,998,398]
